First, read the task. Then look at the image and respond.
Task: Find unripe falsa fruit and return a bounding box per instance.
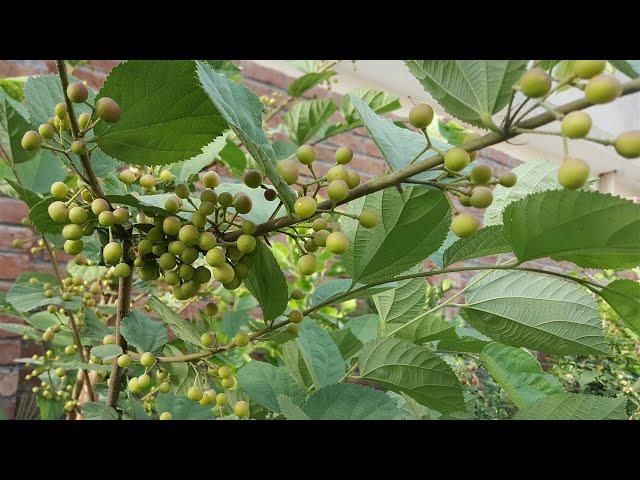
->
[140,352,155,368]
[498,172,517,188]
[187,387,203,402]
[48,201,68,223]
[296,145,315,165]
[326,231,349,254]
[314,229,330,246]
[297,254,317,275]
[243,169,262,189]
[277,159,299,185]
[573,60,606,80]
[67,82,89,103]
[103,242,123,265]
[294,196,317,218]
[451,213,479,238]
[233,400,249,418]
[201,332,215,347]
[614,131,640,158]
[327,179,349,202]
[233,332,250,347]
[50,181,69,199]
[39,123,55,139]
[584,75,622,104]
[21,130,42,151]
[335,146,353,165]
[233,194,252,214]
[470,164,492,185]
[409,103,434,129]
[359,210,379,228]
[95,97,122,123]
[470,187,493,209]
[444,148,470,172]
[519,68,552,98]
[202,171,220,188]
[561,111,592,139]
[558,158,590,190]
[236,234,256,253]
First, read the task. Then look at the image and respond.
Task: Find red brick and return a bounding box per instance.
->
[0,370,19,396]
[0,396,16,419]
[0,226,33,250]
[0,60,44,77]
[0,341,21,365]
[73,69,106,89]
[362,138,383,158]
[0,253,31,280]
[0,197,30,224]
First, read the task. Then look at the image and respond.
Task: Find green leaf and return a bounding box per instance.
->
[243,241,288,321]
[80,309,114,342]
[345,314,381,343]
[237,361,307,413]
[597,279,640,335]
[121,311,168,353]
[37,396,65,420]
[443,225,511,266]
[162,345,194,396]
[609,60,640,79]
[0,322,38,338]
[272,140,298,161]
[284,98,337,145]
[341,89,401,124]
[390,313,457,345]
[462,269,608,356]
[480,342,564,409]
[156,393,212,420]
[217,310,251,338]
[302,383,405,420]
[435,326,491,353]
[340,186,450,284]
[405,60,528,128]
[147,296,202,347]
[310,279,396,308]
[90,344,122,361]
[13,150,67,194]
[277,395,310,420]
[0,76,26,102]
[359,337,465,413]
[330,328,363,360]
[503,190,640,270]
[66,259,107,283]
[168,134,227,182]
[280,340,315,390]
[483,159,560,226]
[93,60,227,166]
[514,393,628,420]
[6,273,64,312]
[296,318,345,389]
[217,138,247,176]
[373,264,426,328]
[0,88,38,164]
[28,197,64,234]
[5,179,42,208]
[81,402,119,420]
[195,61,296,214]
[287,71,336,97]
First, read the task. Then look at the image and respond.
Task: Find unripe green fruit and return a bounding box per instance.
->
[187,386,203,402]
[276,159,299,184]
[91,198,110,216]
[561,111,592,139]
[327,179,349,202]
[498,172,517,188]
[53,115,71,131]
[444,148,470,172]
[39,123,55,139]
[55,367,66,378]
[237,234,256,253]
[304,239,318,253]
[103,334,116,345]
[197,232,216,251]
[147,226,164,244]
[67,82,88,103]
[202,171,221,188]
[573,60,606,79]
[213,263,235,284]
[162,216,181,237]
[64,239,84,255]
[287,323,300,336]
[241,220,257,236]
[139,264,160,281]
[159,382,171,394]
[294,196,317,218]
[288,309,303,324]
[139,174,156,189]
[65,345,76,355]
[470,164,492,185]
[216,393,227,406]
[164,271,180,285]
[326,231,349,254]
[12,238,23,249]
[127,377,140,393]
[327,165,349,182]
[218,191,233,208]
[470,187,493,209]
[159,412,172,420]
[201,390,217,406]
[55,102,67,119]
[614,130,640,158]
[234,332,250,347]
[42,329,55,342]
[359,210,379,228]
[409,103,434,129]
[138,239,153,255]
[179,225,199,245]
[346,170,360,189]
[206,247,226,267]
[520,68,552,98]
[71,140,86,155]
[78,112,91,130]
[103,242,123,265]
[243,169,262,188]
[200,189,217,205]
[50,181,69,199]
[193,266,212,284]
[95,97,122,123]
[311,218,328,231]
[451,213,479,238]
[191,212,206,229]
[233,400,249,418]
[335,146,353,165]
[181,247,199,264]
[165,198,181,214]
[201,332,215,347]
[233,194,252,214]
[199,200,215,216]
[113,207,130,225]
[297,145,315,165]
[137,374,151,389]
[297,254,317,275]
[159,170,174,183]
[140,352,155,368]
[177,264,195,281]
[221,377,235,389]
[117,354,131,368]
[62,223,83,240]
[558,158,590,190]
[584,75,622,104]
[62,291,73,301]
[158,253,177,271]
[21,130,42,151]
[98,210,116,227]
[204,302,219,316]
[118,169,136,184]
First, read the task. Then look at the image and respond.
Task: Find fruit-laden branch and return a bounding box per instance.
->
[223,76,640,242]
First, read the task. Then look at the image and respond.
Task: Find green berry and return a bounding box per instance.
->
[585,75,622,104]
[158,253,177,271]
[242,220,257,235]
[327,179,349,202]
[200,189,217,204]
[451,213,479,238]
[67,207,87,225]
[346,170,360,189]
[216,393,227,406]
[558,158,590,190]
[117,354,131,368]
[520,68,552,98]
[359,210,379,228]
[498,172,517,188]
[175,183,191,199]
[71,140,86,155]
[21,130,42,151]
[199,200,215,216]
[409,103,434,129]
[138,239,153,255]
[164,271,181,285]
[66,82,88,103]
[561,111,592,139]
[159,382,171,394]
[91,198,110,216]
[118,169,137,184]
[201,332,215,347]
[177,264,195,281]
[288,309,303,324]
[297,254,317,276]
[140,352,155,368]
[159,170,174,183]
[297,145,315,165]
[64,239,84,255]
[193,266,212,284]
[233,332,250,347]
[98,210,115,227]
[181,247,199,265]
[470,187,493,209]
[243,169,262,188]
[55,367,66,378]
[218,191,233,208]
[179,225,199,245]
[326,231,349,254]
[221,377,235,389]
[202,171,220,188]
[237,234,256,253]
[127,377,140,393]
[159,411,172,420]
[312,218,328,231]
[95,97,122,123]
[103,242,123,265]
[206,247,226,267]
[39,123,55,139]
[573,60,606,79]
[137,374,151,390]
[313,229,330,246]
[233,194,252,214]
[213,263,235,284]
[187,386,203,402]
[470,165,492,185]
[50,182,69,199]
[233,400,249,418]
[287,323,300,336]
[198,232,217,250]
[78,112,91,130]
[139,174,156,189]
[276,159,299,185]
[294,196,317,218]
[162,216,181,237]
[165,197,181,214]
[614,130,640,159]
[326,165,349,182]
[335,146,353,165]
[444,148,470,172]
[113,207,130,225]
[62,224,83,241]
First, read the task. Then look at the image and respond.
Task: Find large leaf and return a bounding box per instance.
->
[503,190,640,270]
[295,318,345,390]
[284,98,337,145]
[436,326,491,354]
[341,89,401,124]
[155,393,212,420]
[10,150,66,194]
[443,225,511,266]
[340,186,450,284]
[244,241,288,322]
[514,393,628,420]
[405,60,528,128]
[310,279,395,308]
[480,342,563,409]
[120,310,168,353]
[168,134,227,182]
[277,395,310,420]
[597,279,640,335]
[280,340,315,390]
[0,88,37,164]
[6,273,68,313]
[373,264,426,328]
[359,337,465,413]
[461,269,608,356]
[237,361,306,413]
[94,60,227,166]
[609,60,640,79]
[390,313,457,345]
[195,61,296,213]
[302,383,405,420]
[287,71,336,97]
[147,296,203,347]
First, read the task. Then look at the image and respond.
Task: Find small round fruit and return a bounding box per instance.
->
[243,169,262,188]
[71,140,86,155]
[264,188,277,201]
[573,60,606,80]
[91,198,110,215]
[55,367,66,378]
[12,239,24,248]
[241,220,257,235]
[584,75,622,104]
[175,183,190,199]
[114,263,131,278]
[409,103,434,129]
[561,111,592,139]
[234,332,250,347]
[117,354,131,368]
[519,68,552,98]
[206,247,226,268]
[233,400,249,418]
[200,189,217,205]
[199,200,215,216]
[48,201,68,223]
[213,263,235,284]
[118,169,136,184]
[288,309,303,324]
[193,266,211,284]
[196,232,215,251]
[39,123,55,139]
[294,196,317,218]
[277,159,300,185]
[444,148,470,172]
[187,386,203,402]
[327,179,349,202]
[103,242,123,265]
[326,165,349,182]
[335,146,353,165]
[201,332,215,348]
[162,216,181,237]
[139,174,156,189]
[558,158,590,190]
[78,112,91,130]
[140,352,155,368]
[159,412,173,420]
[233,194,252,214]
[137,374,151,389]
[128,377,140,393]
[95,97,122,123]
[62,224,83,241]
[179,225,199,245]
[67,82,89,103]
[221,377,235,389]
[297,254,317,275]
[451,213,479,238]
[113,207,130,225]
[21,130,42,151]
[158,382,171,394]
[98,210,115,227]
[359,210,379,228]
[237,234,256,253]
[67,207,86,225]
[287,323,300,336]
[470,165,492,185]
[470,187,493,209]
[203,303,219,318]
[346,170,360,189]
[64,240,83,255]
[157,253,176,271]
[218,366,232,379]
[217,191,233,208]
[202,171,221,188]
[297,145,315,165]
[498,172,517,188]
[326,231,349,254]
[49,182,69,201]
[159,170,174,183]
[216,393,227,406]
[614,131,640,159]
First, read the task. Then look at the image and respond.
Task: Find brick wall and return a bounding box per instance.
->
[0,59,532,418]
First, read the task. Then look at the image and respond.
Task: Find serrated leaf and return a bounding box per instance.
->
[280,340,315,390]
[156,393,212,420]
[195,61,296,214]
[217,138,247,176]
[6,273,66,312]
[597,279,640,335]
[0,88,38,164]
[359,337,465,413]
[373,264,426,329]
[330,328,363,360]
[443,225,511,266]
[296,318,345,390]
[462,269,608,356]
[341,89,401,124]
[340,186,450,284]
[162,344,193,396]
[390,313,457,345]
[37,396,65,420]
[277,394,310,420]
[24,74,93,128]
[0,76,26,102]
[287,71,336,97]
[244,241,288,322]
[147,296,202,347]
[66,259,107,283]
[5,179,41,208]
[237,361,306,413]
[345,314,381,343]
[13,151,67,194]
[428,230,457,268]
[405,60,528,128]
[0,323,38,338]
[80,309,114,342]
[94,60,227,166]
[90,344,122,361]
[480,342,563,409]
[121,311,168,353]
[310,279,396,308]
[168,135,227,182]
[284,98,337,145]
[81,402,119,420]
[514,393,628,420]
[503,190,640,270]
[28,197,64,234]
[435,326,491,354]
